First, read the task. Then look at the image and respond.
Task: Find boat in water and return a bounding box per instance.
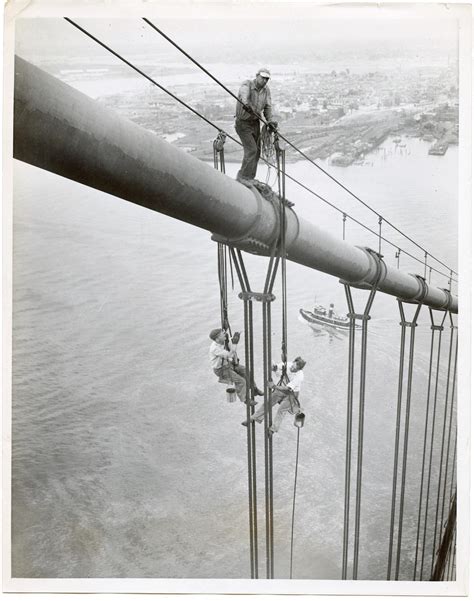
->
[299,303,361,331]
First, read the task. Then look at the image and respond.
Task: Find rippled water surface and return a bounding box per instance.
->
[11,136,458,579]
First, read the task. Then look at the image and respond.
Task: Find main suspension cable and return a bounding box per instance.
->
[64,17,457,286]
[142,17,458,278]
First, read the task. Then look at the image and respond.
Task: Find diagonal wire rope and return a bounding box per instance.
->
[64,17,457,286]
[142,17,458,278]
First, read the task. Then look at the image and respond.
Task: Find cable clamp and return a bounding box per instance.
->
[213,131,227,152]
[399,321,418,328]
[347,312,371,321]
[340,247,385,290]
[238,291,276,303]
[441,288,453,311]
[430,324,444,331]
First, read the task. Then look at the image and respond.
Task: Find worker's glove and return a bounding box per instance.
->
[268,121,278,132]
[242,104,253,114]
[231,332,241,344]
[271,363,278,372]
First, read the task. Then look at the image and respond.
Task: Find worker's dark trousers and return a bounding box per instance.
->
[235,119,260,180]
[214,364,254,403]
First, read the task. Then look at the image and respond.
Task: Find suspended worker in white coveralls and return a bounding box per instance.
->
[242,356,306,433]
[209,328,264,404]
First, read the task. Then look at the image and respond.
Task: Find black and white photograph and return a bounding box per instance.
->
[3,0,471,595]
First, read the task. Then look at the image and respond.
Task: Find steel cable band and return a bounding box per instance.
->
[419,309,447,579]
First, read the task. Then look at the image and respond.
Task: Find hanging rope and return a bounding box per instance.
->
[290,424,302,579]
[378,216,383,255]
[387,300,422,580]
[214,134,232,346]
[274,132,302,578]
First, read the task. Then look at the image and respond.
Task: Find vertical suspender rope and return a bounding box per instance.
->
[352,280,377,579]
[420,309,447,579]
[413,312,437,579]
[262,233,282,579]
[387,302,408,580]
[342,286,356,579]
[387,301,421,580]
[230,227,282,580]
[431,311,456,570]
[394,302,421,579]
[439,317,457,545]
[342,249,383,580]
[229,248,259,579]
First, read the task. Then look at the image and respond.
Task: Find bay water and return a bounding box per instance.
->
[11,136,458,579]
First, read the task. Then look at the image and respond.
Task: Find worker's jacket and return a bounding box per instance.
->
[235,78,273,122]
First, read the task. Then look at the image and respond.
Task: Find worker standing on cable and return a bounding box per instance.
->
[242,357,306,432]
[209,328,263,404]
[235,68,278,184]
